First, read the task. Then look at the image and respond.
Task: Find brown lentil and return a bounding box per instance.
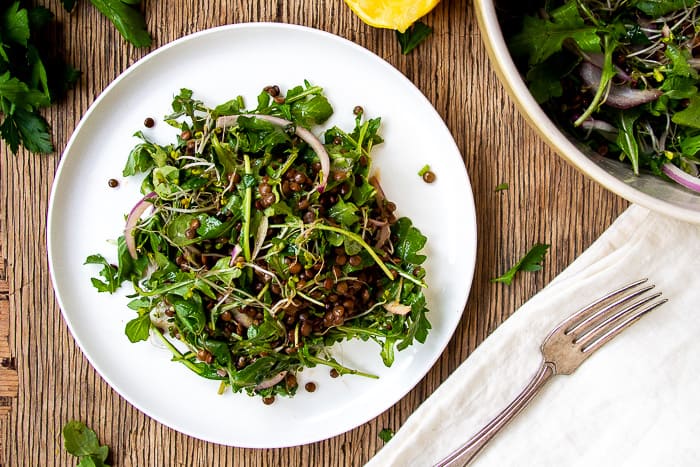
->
[422,171,436,183]
[330,369,339,378]
[107,178,119,188]
[144,117,155,128]
[305,382,317,392]
[263,396,275,405]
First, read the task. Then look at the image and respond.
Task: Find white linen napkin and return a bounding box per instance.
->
[367,204,700,466]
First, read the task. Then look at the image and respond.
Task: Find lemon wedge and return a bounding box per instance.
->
[344,0,440,33]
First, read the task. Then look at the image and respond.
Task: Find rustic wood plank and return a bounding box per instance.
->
[0,0,628,465]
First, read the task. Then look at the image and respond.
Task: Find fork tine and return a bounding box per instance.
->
[561,278,649,335]
[573,291,663,345]
[581,297,667,354]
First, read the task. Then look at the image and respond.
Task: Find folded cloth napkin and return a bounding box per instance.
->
[367,204,700,466]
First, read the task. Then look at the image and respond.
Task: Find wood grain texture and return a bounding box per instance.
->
[0,0,628,465]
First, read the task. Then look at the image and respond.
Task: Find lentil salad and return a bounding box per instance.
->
[85,82,431,402]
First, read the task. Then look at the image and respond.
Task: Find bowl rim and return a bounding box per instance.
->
[473,0,700,225]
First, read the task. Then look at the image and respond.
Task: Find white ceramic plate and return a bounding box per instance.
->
[48,23,477,448]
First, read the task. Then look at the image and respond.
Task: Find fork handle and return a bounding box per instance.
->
[434,361,556,467]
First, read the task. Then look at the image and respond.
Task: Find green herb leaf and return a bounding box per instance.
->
[417,164,431,177]
[510,0,600,66]
[84,254,120,293]
[492,243,550,285]
[616,110,641,174]
[378,428,394,442]
[635,0,689,16]
[393,217,427,265]
[88,0,152,47]
[2,1,31,47]
[0,108,53,154]
[125,312,151,343]
[62,420,110,467]
[495,182,509,192]
[396,21,433,55]
[673,96,700,130]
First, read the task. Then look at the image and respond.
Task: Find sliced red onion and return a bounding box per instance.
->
[229,244,243,266]
[254,370,287,390]
[580,62,662,109]
[217,114,330,192]
[383,302,412,315]
[125,192,157,259]
[580,118,618,134]
[662,163,700,193]
[585,53,631,82]
[232,309,253,328]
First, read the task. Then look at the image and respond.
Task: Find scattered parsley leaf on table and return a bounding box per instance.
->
[495,182,509,192]
[396,21,433,55]
[60,0,151,47]
[88,0,151,47]
[0,1,80,154]
[62,420,110,467]
[492,243,550,285]
[378,428,394,442]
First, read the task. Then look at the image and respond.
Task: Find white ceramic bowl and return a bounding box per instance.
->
[474,0,700,224]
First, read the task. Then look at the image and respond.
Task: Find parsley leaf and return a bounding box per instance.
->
[62,420,110,467]
[396,21,433,55]
[88,0,152,47]
[492,243,550,285]
[378,428,394,442]
[495,182,509,192]
[2,1,30,46]
[0,108,53,153]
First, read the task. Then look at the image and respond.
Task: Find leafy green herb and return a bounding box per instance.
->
[0,1,80,154]
[495,182,509,192]
[62,420,110,467]
[86,82,431,400]
[491,243,550,285]
[84,254,119,293]
[509,0,700,189]
[61,0,151,47]
[378,428,394,442]
[396,21,433,55]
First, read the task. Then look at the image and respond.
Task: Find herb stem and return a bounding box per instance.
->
[242,154,252,261]
[312,224,394,280]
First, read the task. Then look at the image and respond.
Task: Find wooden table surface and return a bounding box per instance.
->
[0,0,629,465]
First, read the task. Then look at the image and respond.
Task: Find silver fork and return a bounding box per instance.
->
[435,278,667,467]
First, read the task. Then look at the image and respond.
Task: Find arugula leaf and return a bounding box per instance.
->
[125,312,151,343]
[492,243,550,285]
[616,110,641,174]
[62,420,110,467]
[84,254,120,293]
[393,217,427,265]
[673,96,700,130]
[88,0,152,47]
[510,0,600,65]
[396,21,433,55]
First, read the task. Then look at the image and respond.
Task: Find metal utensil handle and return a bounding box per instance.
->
[434,361,556,467]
